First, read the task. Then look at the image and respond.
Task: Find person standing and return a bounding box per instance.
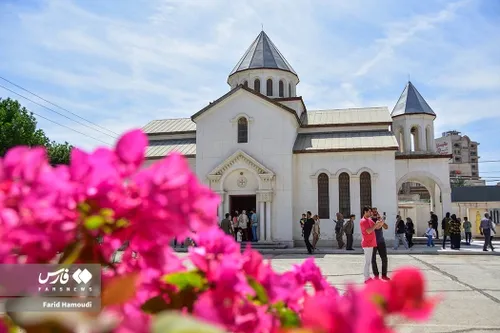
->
[449,214,462,250]
[360,206,383,283]
[394,215,409,250]
[405,217,415,248]
[299,213,306,238]
[430,211,439,239]
[343,214,355,250]
[371,207,389,280]
[220,213,232,236]
[238,210,249,242]
[312,214,321,251]
[425,222,436,247]
[250,209,259,242]
[442,212,451,249]
[303,211,315,254]
[463,217,472,245]
[334,212,345,249]
[232,211,239,241]
[480,213,495,252]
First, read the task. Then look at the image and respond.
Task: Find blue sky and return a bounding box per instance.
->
[0,0,499,183]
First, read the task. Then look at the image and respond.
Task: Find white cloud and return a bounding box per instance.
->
[0,0,498,173]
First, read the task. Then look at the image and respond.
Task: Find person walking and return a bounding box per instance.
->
[442,212,451,249]
[312,214,321,251]
[394,215,409,250]
[449,214,462,250]
[405,217,415,248]
[238,210,249,242]
[220,213,232,236]
[360,206,384,283]
[303,211,315,254]
[343,214,355,250]
[463,217,472,245]
[250,209,259,242]
[430,211,439,240]
[425,222,436,247]
[334,212,345,249]
[371,207,389,280]
[480,213,495,252]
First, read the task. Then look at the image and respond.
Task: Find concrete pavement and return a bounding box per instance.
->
[266,253,500,333]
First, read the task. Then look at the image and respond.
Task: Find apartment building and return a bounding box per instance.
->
[435,131,484,186]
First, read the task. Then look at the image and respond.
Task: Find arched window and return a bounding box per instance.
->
[266,79,273,96]
[359,172,372,215]
[279,80,284,97]
[317,173,330,219]
[237,117,248,143]
[338,173,350,217]
[410,126,419,151]
[254,79,260,93]
[288,83,292,97]
[243,80,248,88]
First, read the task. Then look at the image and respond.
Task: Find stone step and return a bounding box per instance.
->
[239,242,288,249]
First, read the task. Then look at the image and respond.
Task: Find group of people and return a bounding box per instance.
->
[425,211,496,251]
[299,212,356,254]
[219,210,259,242]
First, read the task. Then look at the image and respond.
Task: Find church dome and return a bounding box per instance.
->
[229,31,297,77]
[227,31,299,98]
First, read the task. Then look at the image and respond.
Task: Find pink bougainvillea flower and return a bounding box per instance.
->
[194,290,274,333]
[293,258,336,294]
[363,267,439,321]
[302,285,394,333]
[114,129,147,178]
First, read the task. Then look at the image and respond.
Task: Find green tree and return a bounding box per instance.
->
[0,97,73,164]
[47,141,73,165]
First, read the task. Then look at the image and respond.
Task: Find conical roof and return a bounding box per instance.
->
[229,31,297,77]
[391,81,436,117]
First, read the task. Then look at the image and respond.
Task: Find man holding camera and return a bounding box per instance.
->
[371,207,390,280]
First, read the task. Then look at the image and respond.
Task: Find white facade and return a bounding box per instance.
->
[143,31,452,247]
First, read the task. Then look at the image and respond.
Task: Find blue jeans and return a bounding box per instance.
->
[252,224,258,241]
[426,235,434,247]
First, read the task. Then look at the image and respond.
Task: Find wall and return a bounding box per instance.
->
[392,114,435,152]
[194,89,298,244]
[398,201,432,236]
[228,68,299,99]
[292,150,398,244]
[143,157,196,171]
[452,202,500,237]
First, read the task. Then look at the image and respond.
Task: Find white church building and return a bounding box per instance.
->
[143,31,452,247]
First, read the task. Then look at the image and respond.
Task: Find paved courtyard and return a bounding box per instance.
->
[266,253,500,333]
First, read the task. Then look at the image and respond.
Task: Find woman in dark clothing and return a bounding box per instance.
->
[405,217,415,248]
[449,214,462,250]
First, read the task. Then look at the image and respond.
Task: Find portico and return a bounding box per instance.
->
[207,150,275,241]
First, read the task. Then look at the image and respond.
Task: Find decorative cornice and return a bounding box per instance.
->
[208,149,275,177]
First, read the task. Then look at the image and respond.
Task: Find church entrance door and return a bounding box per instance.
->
[229,195,256,216]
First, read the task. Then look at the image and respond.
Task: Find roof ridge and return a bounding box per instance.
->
[149,117,194,122]
[308,106,388,112]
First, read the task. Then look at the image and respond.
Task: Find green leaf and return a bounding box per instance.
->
[163,271,207,291]
[141,288,199,314]
[277,307,301,328]
[248,277,269,304]
[84,215,105,230]
[151,312,227,333]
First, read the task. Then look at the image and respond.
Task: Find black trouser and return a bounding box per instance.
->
[442,234,449,248]
[346,233,353,249]
[433,226,439,239]
[483,229,494,250]
[304,229,313,253]
[451,234,461,249]
[465,232,472,244]
[406,233,413,247]
[372,242,388,277]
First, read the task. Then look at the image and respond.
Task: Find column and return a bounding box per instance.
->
[441,188,452,217]
[265,201,272,241]
[350,176,361,217]
[259,201,265,242]
[214,191,226,221]
[330,177,339,217]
